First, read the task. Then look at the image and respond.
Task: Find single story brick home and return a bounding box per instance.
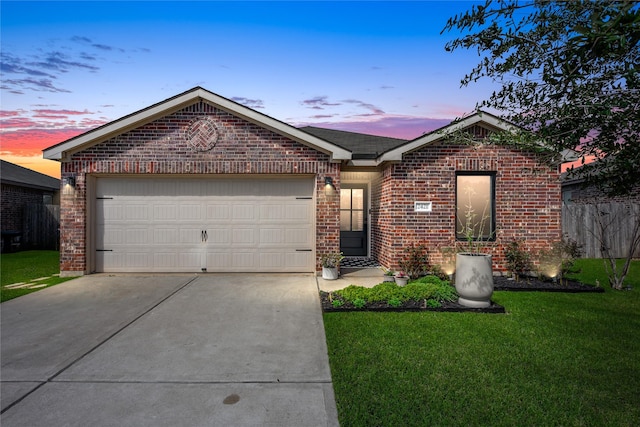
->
[43,87,561,276]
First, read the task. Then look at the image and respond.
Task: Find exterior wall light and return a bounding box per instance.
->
[63,177,75,188]
[324,176,335,195]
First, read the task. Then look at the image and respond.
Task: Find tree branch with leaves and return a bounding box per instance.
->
[442,0,640,196]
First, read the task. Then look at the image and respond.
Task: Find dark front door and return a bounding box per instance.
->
[340,184,368,256]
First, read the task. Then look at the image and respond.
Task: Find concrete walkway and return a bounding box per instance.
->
[316,267,386,292]
[1,274,338,426]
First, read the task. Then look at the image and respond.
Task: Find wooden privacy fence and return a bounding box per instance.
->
[23,203,60,250]
[562,202,640,259]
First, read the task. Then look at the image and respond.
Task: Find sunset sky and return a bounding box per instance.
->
[1,1,501,178]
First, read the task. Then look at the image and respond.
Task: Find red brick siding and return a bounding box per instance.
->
[374,142,562,273]
[60,101,340,274]
[1,184,55,231]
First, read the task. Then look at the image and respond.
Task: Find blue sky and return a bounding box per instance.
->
[1,1,495,177]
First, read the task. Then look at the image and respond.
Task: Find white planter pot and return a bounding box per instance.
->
[395,277,409,286]
[322,267,339,280]
[383,276,395,282]
[455,253,493,308]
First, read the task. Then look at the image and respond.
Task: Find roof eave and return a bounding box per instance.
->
[0,179,59,191]
[43,87,351,162]
[378,111,517,163]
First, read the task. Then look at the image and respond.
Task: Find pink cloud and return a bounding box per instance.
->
[0,117,42,129]
[33,108,93,116]
[0,128,86,156]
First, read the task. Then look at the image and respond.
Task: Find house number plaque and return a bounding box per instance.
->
[186,116,219,152]
[414,201,432,212]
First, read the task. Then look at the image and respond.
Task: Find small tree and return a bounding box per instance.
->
[504,240,532,281]
[538,236,583,285]
[398,244,430,279]
[591,203,640,290]
[442,1,639,196]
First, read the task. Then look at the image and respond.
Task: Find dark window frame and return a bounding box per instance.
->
[455,172,497,242]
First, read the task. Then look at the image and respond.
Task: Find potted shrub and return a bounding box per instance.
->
[320,252,344,280]
[394,271,409,286]
[454,189,494,308]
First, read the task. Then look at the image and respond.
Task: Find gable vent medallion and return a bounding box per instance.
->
[186,116,219,152]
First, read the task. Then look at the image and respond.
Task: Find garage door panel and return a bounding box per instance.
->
[260,228,283,245]
[99,228,125,246]
[204,205,230,221]
[178,204,202,221]
[285,228,313,245]
[206,228,231,245]
[179,228,204,244]
[154,204,178,220]
[231,252,255,269]
[97,204,123,222]
[286,204,313,221]
[231,228,257,245]
[205,252,233,269]
[124,205,150,220]
[231,205,256,221]
[95,177,315,273]
[98,251,151,272]
[123,228,149,244]
[259,250,313,272]
[178,250,203,270]
[154,228,180,244]
[261,205,285,220]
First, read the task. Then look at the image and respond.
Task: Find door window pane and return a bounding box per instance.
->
[352,189,363,210]
[339,187,366,232]
[351,211,364,232]
[340,190,352,210]
[340,211,351,231]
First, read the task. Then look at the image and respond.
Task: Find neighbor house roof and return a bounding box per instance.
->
[1,160,60,191]
[43,87,352,163]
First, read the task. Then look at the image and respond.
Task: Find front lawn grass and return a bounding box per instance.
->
[1,250,74,302]
[324,259,640,426]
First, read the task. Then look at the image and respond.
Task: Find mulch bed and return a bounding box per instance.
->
[494,276,604,293]
[321,276,603,313]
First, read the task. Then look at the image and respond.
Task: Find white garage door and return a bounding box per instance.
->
[95,177,315,273]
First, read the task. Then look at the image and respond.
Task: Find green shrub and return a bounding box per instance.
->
[430,283,458,302]
[413,275,448,286]
[352,298,366,308]
[398,244,430,279]
[402,276,457,302]
[335,285,371,302]
[505,240,532,280]
[334,276,457,306]
[426,299,442,308]
[331,299,345,308]
[387,297,402,307]
[367,282,402,302]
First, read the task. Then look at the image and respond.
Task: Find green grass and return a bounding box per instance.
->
[1,250,75,302]
[568,257,639,288]
[324,259,640,426]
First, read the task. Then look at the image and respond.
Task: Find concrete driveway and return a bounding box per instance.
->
[1,274,338,426]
